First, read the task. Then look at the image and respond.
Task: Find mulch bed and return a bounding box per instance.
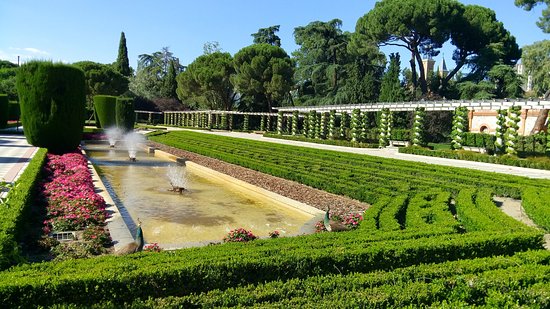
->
[148,141,370,217]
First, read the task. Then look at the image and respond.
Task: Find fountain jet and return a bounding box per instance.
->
[167,165,188,193]
[106,127,123,148]
[123,132,145,161]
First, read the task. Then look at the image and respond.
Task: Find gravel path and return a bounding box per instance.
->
[494,196,550,250]
[148,141,370,217]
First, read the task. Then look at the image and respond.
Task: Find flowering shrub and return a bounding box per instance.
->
[143,243,162,252]
[314,221,326,233]
[269,230,280,238]
[223,228,257,243]
[39,150,111,259]
[343,213,363,230]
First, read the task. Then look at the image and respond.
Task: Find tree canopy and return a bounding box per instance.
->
[232,44,294,112]
[130,47,184,100]
[515,0,550,33]
[251,25,281,47]
[176,52,238,111]
[379,53,405,102]
[522,40,550,98]
[357,0,520,96]
[72,61,129,108]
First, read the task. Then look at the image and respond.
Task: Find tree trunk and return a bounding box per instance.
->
[530,109,548,134]
[414,50,428,95]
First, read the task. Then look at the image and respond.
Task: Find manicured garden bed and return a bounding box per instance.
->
[1,130,549,307]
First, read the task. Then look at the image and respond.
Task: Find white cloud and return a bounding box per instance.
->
[10,47,49,55]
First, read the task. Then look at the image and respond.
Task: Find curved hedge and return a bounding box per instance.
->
[0,94,8,129]
[93,95,117,129]
[16,61,86,153]
[115,97,134,132]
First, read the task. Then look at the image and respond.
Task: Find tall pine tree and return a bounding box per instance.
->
[378,53,405,102]
[162,60,178,99]
[115,32,131,77]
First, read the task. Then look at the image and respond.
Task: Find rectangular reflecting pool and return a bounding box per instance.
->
[85,144,318,249]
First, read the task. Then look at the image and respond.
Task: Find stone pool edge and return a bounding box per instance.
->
[150,146,325,218]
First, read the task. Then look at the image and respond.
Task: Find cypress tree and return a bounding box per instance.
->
[115,32,131,77]
[379,53,405,103]
[162,60,178,99]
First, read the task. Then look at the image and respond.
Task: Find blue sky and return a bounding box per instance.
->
[0,0,547,70]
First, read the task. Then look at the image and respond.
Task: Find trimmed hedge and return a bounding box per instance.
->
[16,61,86,153]
[0,94,8,129]
[92,250,550,308]
[0,230,542,307]
[93,95,117,129]
[522,186,550,231]
[0,148,47,270]
[115,97,134,132]
[399,146,550,170]
[263,132,378,148]
[8,101,20,121]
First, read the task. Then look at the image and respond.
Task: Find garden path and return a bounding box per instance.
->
[494,196,550,250]
[0,132,37,187]
[166,128,550,180]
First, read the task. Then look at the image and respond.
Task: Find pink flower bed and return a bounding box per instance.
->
[40,150,109,235]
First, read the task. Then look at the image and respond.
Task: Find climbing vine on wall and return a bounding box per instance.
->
[292,111,299,136]
[351,109,361,142]
[378,108,391,147]
[505,106,521,156]
[328,110,336,140]
[308,110,316,139]
[495,109,507,153]
[277,111,284,135]
[340,111,348,139]
[319,112,328,139]
[451,107,468,150]
[412,107,426,147]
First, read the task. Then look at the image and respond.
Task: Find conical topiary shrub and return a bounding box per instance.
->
[115,97,135,132]
[16,61,86,153]
[93,95,117,129]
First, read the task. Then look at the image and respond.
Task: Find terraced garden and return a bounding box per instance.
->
[1,130,549,307]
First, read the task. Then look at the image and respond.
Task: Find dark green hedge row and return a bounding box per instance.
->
[8,101,20,121]
[0,148,47,270]
[0,230,542,307]
[462,132,548,155]
[377,194,408,231]
[16,61,86,153]
[263,132,378,148]
[399,146,550,170]
[93,95,117,129]
[150,131,550,201]
[0,94,8,129]
[405,190,459,232]
[116,97,135,132]
[70,250,550,308]
[522,187,550,231]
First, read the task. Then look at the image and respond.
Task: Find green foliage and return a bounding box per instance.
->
[115,97,135,132]
[378,108,391,147]
[350,109,361,142]
[93,95,117,129]
[8,101,20,121]
[399,146,550,170]
[451,107,468,150]
[515,0,550,33]
[505,106,522,155]
[379,53,405,102]
[176,52,237,110]
[488,65,524,99]
[457,81,495,100]
[412,107,426,146]
[251,25,281,46]
[0,148,47,270]
[449,4,521,84]
[161,60,178,99]
[243,114,249,131]
[522,186,550,231]
[0,66,18,101]
[521,40,550,98]
[114,31,131,77]
[0,94,8,129]
[16,61,86,153]
[232,44,294,111]
[72,61,129,109]
[293,19,384,105]
[291,110,299,136]
[131,47,184,100]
